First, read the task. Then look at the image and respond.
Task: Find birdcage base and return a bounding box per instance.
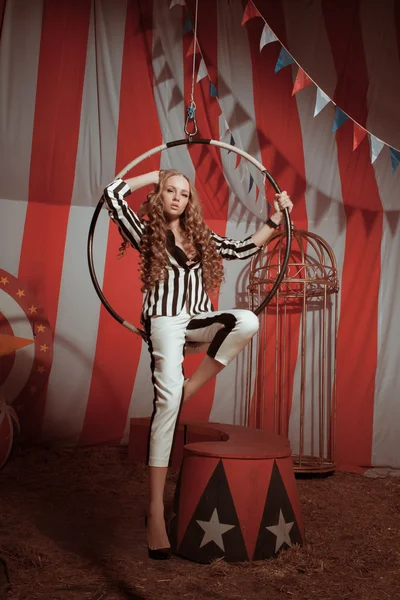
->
[293,454,336,475]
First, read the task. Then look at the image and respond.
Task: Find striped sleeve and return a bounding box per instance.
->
[210,230,261,260]
[103,178,145,251]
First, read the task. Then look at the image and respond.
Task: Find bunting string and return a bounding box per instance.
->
[245,0,400,171]
[173,0,400,174]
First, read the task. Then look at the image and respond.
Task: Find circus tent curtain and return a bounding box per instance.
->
[0,0,399,469]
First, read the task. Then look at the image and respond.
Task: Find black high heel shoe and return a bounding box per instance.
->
[145,516,172,561]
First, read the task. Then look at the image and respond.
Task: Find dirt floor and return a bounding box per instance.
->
[0,446,399,600]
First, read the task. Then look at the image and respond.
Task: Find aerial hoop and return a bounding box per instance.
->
[87,137,292,342]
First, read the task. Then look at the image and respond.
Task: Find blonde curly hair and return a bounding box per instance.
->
[119,169,224,293]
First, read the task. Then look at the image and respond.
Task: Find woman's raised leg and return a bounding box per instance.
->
[184,309,259,401]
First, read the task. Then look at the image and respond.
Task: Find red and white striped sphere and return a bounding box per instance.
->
[0,395,20,470]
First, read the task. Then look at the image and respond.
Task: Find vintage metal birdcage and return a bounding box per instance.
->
[245,226,339,473]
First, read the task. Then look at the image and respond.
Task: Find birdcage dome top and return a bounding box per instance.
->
[248,227,339,300]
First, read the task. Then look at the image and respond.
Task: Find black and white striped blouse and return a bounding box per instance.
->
[104,178,260,322]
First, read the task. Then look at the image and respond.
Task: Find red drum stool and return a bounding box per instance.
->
[168,423,304,563]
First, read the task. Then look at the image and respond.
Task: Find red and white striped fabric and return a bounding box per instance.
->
[0,0,399,469]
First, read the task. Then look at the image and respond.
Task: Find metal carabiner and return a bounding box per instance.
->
[184,102,198,139]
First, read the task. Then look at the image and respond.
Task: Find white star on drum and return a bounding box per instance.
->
[196,508,235,551]
[266,509,294,552]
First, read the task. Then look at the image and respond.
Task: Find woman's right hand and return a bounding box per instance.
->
[125,170,160,194]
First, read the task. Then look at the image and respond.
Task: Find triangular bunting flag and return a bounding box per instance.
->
[235,153,242,170]
[183,11,193,34]
[313,87,330,117]
[196,58,208,82]
[292,68,313,96]
[156,61,174,84]
[389,148,400,173]
[220,117,230,139]
[370,134,385,164]
[260,22,278,51]
[186,37,200,57]
[241,0,261,25]
[169,0,186,7]
[332,107,349,132]
[248,174,254,193]
[274,47,295,73]
[209,81,218,97]
[227,133,235,153]
[353,123,367,151]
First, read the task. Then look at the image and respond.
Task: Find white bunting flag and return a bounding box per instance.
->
[370,135,385,164]
[313,87,331,117]
[260,22,278,51]
[197,58,208,82]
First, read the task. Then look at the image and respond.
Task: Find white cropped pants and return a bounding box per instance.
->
[144,307,259,467]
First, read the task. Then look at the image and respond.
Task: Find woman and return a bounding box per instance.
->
[104,169,293,559]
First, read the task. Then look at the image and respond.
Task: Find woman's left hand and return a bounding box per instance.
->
[270,191,293,225]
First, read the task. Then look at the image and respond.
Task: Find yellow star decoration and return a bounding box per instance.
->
[36,324,46,333]
[36,365,46,374]
[28,305,38,315]
[0,277,9,285]
[40,344,49,353]
[29,385,37,395]
[16,289,25,298]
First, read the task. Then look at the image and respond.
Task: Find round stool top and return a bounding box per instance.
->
[183,422,292,460]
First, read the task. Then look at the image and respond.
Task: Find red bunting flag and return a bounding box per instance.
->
[353,122,368,151]
[241,0,262,25]
[292,68,313,96]
[186,37,200,57]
